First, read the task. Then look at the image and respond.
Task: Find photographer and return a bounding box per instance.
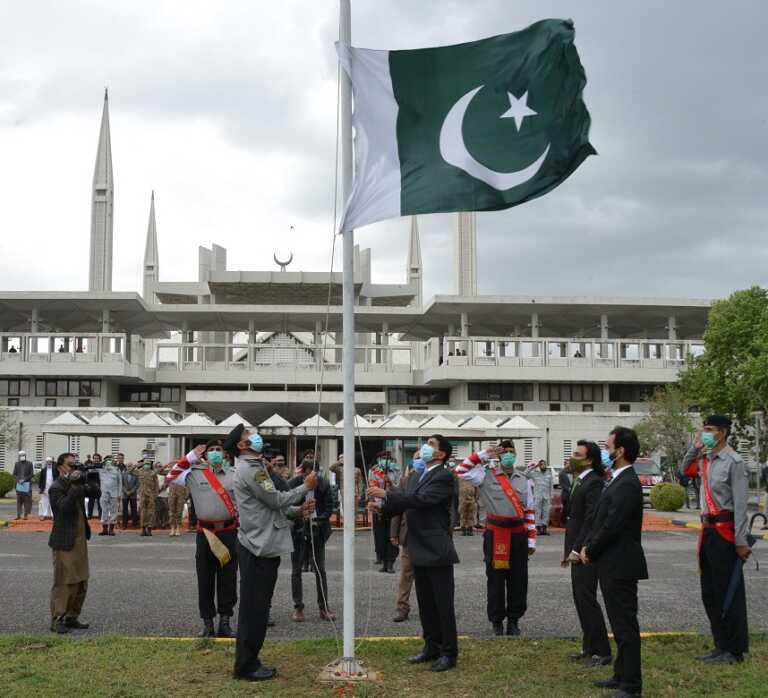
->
[48,452,99,634]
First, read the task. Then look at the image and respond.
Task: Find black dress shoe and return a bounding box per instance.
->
[492,622,504,636]
[593,678,621,689]
[200,619,215,638]
[234,666,277,682]
[506,621,520,636]
[703,651,743,665]
[51,619,70,634]
[695,648,723,661]
[64,618,89,629]
[217,616,234,638]
[430,656,457,672]
[408,651,440,664]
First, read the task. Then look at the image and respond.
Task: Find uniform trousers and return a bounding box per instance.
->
[699,528,749,656]
[196,529,238,619]
[599,573,642,696]
[139,492,155,527]
[483,529,528,623]
[168,485,187,527]
[458,498,477,528]
[291,528,330,612]
[414,565,458,659]
[535,496,551,527]
[571,562,611,657]
[396,546,414,612]
[100,492,119,525]
[234,545,280,676]
[373,512,398,564]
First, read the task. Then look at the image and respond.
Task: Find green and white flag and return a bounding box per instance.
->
[338,19,595,232]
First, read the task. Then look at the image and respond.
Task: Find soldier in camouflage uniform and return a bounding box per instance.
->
[458,477,478,536]
[168,478,188,537]
[130,457,159,536]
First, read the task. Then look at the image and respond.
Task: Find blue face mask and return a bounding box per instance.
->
[412,458,426,473]
[600,448,612,467]
[249,433,264,452]
[500,452,517,469]
[419,444,435,462]
[701,432,717,449]
[207,451,224,466]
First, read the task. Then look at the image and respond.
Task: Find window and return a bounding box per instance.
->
[563,440,573,460]
[467,383,533,401]
[478,402,490,411]
[539,383,603,402]
[7,398,18,406]
[512,403,523,411]
[35,435,44,462]
[78,399,91,407]
[45,398,57,407]
[608,384,660,403]
[549,403,561,411]
[582,404,594,412]
[0,379,30,396]
[619,404,631,413]
[387,388,450,405]
[119,386,181,403]
[36,379,100,397]
[523,439,533,463]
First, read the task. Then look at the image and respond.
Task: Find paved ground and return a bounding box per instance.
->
[1,524,766,641]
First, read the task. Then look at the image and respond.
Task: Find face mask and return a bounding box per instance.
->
[412,458,426,473]
[207,451,224,466]
[600,449,612,467]
[249,434,264,452]
[500,452,517,469]
[569,457,586,472]
[701,432,717,449]
[143,463,152,470]
[420,444,435,462]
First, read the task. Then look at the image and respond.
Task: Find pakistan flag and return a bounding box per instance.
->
[338,19,595,232]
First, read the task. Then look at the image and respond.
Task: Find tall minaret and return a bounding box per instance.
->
[407,216,423,307]
[142,191,159,302]
[88,89,114,292]
[455,212,477,296]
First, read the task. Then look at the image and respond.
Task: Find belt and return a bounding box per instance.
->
[486,514,525,529]
[197,518,237,533]
[701,511,734,524]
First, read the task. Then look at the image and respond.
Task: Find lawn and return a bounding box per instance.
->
[0,634,766,697]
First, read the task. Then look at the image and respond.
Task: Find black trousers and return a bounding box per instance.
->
[699,528,749,656]
[571,562,611,657]
[483,530,528,623]
[234,545,280,676]
[291,529,330,612]
[196,530,238,619]
[122,496,138,527]
[599,574,641,695]
[413,565,458,659]
[373,513,398,564]
[87,494,102,518]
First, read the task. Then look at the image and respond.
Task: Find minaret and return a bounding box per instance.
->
[142,191,159,302]
[88,89,114,292]
[407,216,423,307]
[455,212,477,296]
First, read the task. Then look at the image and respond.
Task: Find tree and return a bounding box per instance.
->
[635,385,696,477]
[0,408,17,446]
[678,286,768,454]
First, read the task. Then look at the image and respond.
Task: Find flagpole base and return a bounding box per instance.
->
[317,657,379,683]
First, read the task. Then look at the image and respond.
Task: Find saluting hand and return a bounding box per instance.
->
[304,471,318,490]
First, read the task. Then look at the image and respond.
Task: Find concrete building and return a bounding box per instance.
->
[0,95,722,472]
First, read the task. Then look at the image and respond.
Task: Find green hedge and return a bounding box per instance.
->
[650,482,685,512]
[0,471,14,498]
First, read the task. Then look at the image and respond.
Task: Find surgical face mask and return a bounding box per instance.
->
[701,432,717,449]
[412,458,426,473]
[249,433,264,452]
[569,457,586,472]
[207,451,224,466]
[143,462,152,470]
[500,452,517,470]
[600,448,612,467]
[419,444,435,462]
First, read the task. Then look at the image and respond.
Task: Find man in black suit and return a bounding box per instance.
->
[368,434,459,672]
[559,467,572,523]
[582,426,648,698]
[563,440,611,667]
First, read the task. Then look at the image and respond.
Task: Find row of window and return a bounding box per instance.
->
[469,382,662,404]
[119,386,181,403]
[388,388,451,405]
[35,380,101,397]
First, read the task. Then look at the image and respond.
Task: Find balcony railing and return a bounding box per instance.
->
[0,333,134,364]
[427,336,705,370]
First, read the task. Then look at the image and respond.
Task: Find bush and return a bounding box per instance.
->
[650,482,685,512]
[0,471,15,498]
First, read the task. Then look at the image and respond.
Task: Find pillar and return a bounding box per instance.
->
[530,312,540,357]
[101,309,111,333]
[30,308,39,333]
[667,314,677,341]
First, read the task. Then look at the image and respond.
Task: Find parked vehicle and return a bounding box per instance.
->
[634,458,664,506]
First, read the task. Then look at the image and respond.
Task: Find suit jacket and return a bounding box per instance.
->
[585,467,648,581]
[382,464,458,567]
[564,470,603,556]
[559,470,572,512]
[48,477,98,551]
[288,473,334,543]
[389,471,416,546]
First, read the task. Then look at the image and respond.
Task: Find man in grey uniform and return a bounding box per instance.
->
[455,440,537,636]
[98,456,122,536]
[527,459,553,535]
[680,415,751,665]
[226,424,317,682]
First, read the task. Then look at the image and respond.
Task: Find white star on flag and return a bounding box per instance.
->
[500,91,537,130]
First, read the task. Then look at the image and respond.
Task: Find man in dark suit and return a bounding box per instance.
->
[368,434,459,672]
[582,427,648,698]
[559,467,572,523]
[563,440,611,667]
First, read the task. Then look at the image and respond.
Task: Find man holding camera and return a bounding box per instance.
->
[48,452,99,634]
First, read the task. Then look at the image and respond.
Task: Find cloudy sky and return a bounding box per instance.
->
[0,0,766,302]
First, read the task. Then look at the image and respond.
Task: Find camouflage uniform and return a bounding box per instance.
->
[168,482,188,528]
[458,477,479,533]
[132,465,159,528]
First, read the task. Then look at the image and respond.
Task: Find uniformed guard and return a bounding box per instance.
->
[527,459,553,535]
[457,477,478,536]
[455,439,536,636]
[168,439,240,638]
[130,457,159,536]
[370,451,401,573]
[227,424,317,683]
[680,415,751,665]
[97,455,122,537]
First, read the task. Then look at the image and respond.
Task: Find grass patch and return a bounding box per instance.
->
[0,634,766,697]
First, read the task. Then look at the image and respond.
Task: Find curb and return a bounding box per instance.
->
[667,518,768,541]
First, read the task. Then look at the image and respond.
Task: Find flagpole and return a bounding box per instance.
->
[339,0,357,670]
